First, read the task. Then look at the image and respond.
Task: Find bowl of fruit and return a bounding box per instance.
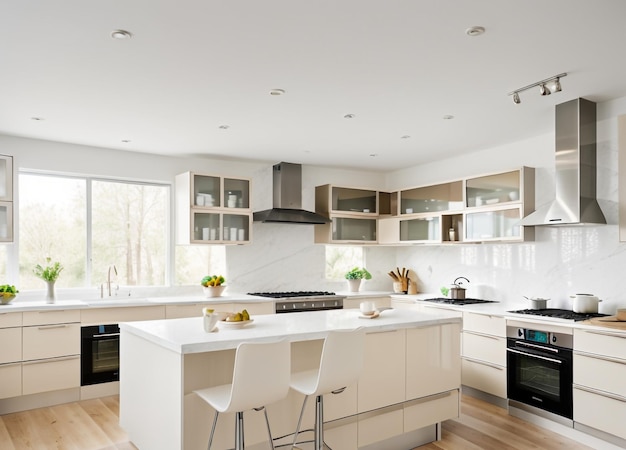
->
[0,284,19,305]
[201,275,226,298]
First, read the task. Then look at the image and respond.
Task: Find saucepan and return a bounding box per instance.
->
[450,277,469,300]
[569,294,602,314]
[523,296,549,310]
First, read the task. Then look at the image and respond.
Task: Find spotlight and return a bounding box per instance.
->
[513,92,521,104]
[539,84,551,96]
[552,77,562,92]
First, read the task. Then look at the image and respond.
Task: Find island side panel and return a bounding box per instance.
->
[120,330,183,450]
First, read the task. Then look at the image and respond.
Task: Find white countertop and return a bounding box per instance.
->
[119,307,462,355]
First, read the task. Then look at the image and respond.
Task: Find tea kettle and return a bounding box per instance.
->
[450,277,469,300]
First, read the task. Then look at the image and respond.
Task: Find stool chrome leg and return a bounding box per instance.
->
[291,395,309,449]
[314,395,324,450]
[255,406,276,450]
[207,411,219,450]
[234,411,245,450]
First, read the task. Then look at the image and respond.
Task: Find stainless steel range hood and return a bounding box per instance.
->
[253,162,330,224]
[520,98,606,226]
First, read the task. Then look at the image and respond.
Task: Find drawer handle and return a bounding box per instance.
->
[464,330,501,341]
[463,356,505,371]
[37,324,68,330]
[586,330,626,339]
[574,384,626,403]
[575,352,626,366]
[22,355,80,366]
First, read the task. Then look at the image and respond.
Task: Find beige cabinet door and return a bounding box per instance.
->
[0,327,22,363]
[0,363,21,399]
[22,323,80,361]
[462,331,506,366]
[462,358,507,398]
[22,356,80,395]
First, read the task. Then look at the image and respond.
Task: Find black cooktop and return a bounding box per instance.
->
[424,298,497,306]
[507,308,609,322]
[248,291,338,299]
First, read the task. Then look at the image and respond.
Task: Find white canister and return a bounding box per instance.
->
[238,229,245,241]
[202,227,209,240]
[230,227,238,240]
[196,195,205,206]
[210,228,217,240]
[223,227,229,240]
[228,194,237,208]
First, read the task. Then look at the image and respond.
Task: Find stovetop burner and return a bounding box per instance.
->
[424,297,497,306]
[248,291,338,299]
[507,308,609,321]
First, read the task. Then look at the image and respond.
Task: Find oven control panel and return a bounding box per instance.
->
[508,327,573,349]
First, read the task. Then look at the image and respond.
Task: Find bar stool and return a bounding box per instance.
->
[290,328,366,450]
[194,339,291,450]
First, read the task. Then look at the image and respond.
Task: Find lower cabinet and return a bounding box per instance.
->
[22,356,81,395]
[462,312,507,399]
[0,363,21,399]
[573,329,626,441]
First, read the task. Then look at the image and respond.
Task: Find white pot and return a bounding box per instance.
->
[570,294,602,313]
[347,279,362,292]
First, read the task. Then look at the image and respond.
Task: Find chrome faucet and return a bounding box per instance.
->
[105,264,118,297]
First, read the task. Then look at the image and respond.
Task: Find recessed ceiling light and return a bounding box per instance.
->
[218,125,230,130]
[269,89,285,96]
[121,139,131,143]
[111,29,132,40]
[465,26,485,37]
[443,115,454,120]
[369,153,378,157]
[343,114,356,119]
[401,135,411,139]
[30,117,44,121]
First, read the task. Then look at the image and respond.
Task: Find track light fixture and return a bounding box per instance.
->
[508,73,567,104]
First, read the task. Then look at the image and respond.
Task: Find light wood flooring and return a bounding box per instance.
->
[0,394,594,449]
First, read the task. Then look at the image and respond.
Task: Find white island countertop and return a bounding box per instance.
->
[120,307,462,355]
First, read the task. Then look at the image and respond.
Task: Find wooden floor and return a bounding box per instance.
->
[0,394,593,450]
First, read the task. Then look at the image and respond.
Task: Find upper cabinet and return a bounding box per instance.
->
[175,172,252,245]
[378,167,535,245]
[0,154,13,243]
[314,185,391,244]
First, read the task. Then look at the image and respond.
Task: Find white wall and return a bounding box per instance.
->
[5,94,626,313]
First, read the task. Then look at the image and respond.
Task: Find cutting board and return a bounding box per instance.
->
[584,316,626,330]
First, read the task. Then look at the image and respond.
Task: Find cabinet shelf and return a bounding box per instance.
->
[176,172,252,245]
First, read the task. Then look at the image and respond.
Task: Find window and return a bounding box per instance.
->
[174,245,226,286]
[19,173,168,290]
[325,246,364,280]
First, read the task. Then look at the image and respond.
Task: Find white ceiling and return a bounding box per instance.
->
[2,0,626,171]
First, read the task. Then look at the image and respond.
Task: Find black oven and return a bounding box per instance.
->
[81,324,120,386]
[507,326,573,420]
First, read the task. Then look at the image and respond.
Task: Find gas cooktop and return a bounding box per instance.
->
[248,291,339,299]
[424,298,497,306]
[507,308,609,321]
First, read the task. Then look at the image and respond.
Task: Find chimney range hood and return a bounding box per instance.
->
[520,98,606,226]
[253,162,330,224]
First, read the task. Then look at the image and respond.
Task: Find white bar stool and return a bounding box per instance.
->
[194,339,291,450]
[290,328,366,450]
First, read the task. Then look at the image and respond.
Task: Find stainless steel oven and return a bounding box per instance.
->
[81,324,120,386]
[248,291,345,313]
[507,325,573,422]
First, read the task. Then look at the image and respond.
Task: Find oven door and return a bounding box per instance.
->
[81,324,120,386]
[507,338,573,419]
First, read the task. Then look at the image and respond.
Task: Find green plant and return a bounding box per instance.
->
[33,257,64,282]
[0,284,18,295]
[440,286,449,297]
[201,275,225,287]
[345,267,372,280]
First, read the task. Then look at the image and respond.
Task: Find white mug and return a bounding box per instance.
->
[360,301,376,315]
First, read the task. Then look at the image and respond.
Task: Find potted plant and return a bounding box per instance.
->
[201,275,226,298]
[33,257,63,303]
[344,267,372,292]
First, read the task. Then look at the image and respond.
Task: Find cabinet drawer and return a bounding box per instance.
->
[0,312,21,328]
[574,353,626,398]
[574,386,626,440]
[166,303,232,319]
[462,331,506,366]
[22,356,80,395]
[358,409,403,447]
[463,312,506,337]
[404,389,459,432]
[0,363,21,399]
[23,309,80,326]
[462,358,507,398]
[81,305,165,325]
[0,327,22,363]
[232,302,274,315]
[22,323,80,360]
[575,329,626,360]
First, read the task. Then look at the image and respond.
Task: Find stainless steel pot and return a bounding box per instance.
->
[570,294,602,313]
[527,297,549,309]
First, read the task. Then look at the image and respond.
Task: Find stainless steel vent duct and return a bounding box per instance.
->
[520,98,606,226]
[253,162,330,224]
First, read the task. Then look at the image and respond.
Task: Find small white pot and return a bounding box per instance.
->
[570,294,602,313]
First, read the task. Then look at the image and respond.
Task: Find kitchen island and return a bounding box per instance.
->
[119,308,462,450]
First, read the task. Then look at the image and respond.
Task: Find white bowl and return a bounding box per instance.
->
[203,285,226,298]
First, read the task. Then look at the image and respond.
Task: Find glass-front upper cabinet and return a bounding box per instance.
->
[466,170,520,208]
[399,216,440,242]
[400,181,463,215]
[0,155,12,201]
[464,206,522,242]
[176,171,252,245]
[0,201,13,242]
[329,217,377,242]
